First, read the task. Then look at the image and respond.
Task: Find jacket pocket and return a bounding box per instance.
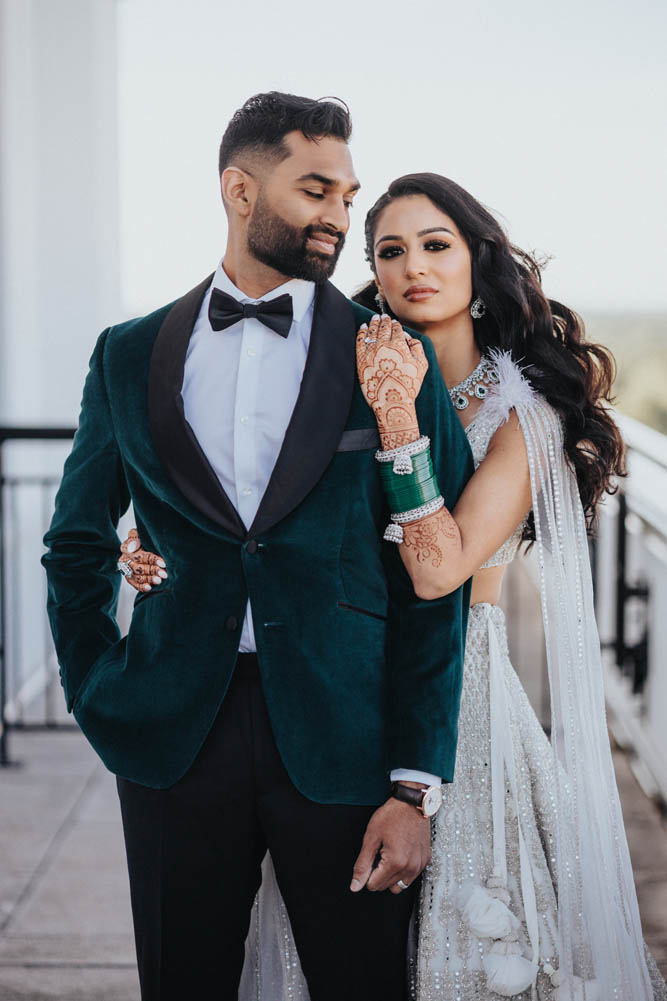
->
[336,428,381,452]
[337,600,387,622]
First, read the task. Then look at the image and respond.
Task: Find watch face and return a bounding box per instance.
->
[423,786,443,817]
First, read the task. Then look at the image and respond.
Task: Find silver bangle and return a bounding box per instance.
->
[375,435,430,475]
[383,496,445,544]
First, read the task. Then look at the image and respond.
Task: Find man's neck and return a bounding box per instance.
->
[221,247,293,300]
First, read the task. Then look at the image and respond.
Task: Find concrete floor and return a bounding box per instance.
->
[0,728,665,1000]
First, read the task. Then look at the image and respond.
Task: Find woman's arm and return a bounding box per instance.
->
[118,528,168,592]
[356,315,531,600]
[401,412,531,599]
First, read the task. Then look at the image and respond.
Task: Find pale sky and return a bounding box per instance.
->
[117,0,666,317]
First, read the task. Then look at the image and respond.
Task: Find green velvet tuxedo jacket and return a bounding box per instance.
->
[42,276,474,804]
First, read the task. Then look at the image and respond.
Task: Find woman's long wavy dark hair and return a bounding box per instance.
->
[352,173,625,533]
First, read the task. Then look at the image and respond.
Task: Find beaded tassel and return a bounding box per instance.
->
[393,452,414,475]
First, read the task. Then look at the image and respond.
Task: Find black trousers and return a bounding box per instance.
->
[116,652,417,1001]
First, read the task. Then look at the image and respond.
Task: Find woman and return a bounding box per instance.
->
[118,174,666,999]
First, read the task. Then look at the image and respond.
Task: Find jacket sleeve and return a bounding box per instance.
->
[41,328,131,711]
[381,332,474,783]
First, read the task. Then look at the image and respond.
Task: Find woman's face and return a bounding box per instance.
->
[373,194,473,328]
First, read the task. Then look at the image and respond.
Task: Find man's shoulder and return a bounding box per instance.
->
[104,299,177,348]
[104,272,214,349]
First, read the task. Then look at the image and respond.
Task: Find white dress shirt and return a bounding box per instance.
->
[181,260,440,787]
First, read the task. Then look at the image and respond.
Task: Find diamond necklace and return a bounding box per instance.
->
[448,356,499,410]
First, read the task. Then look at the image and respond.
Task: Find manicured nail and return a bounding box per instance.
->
[156,559,166,568]
[143,584,151,592]
[152,576,161,585]
[380,313,389,319]
[127,539,139,553]
[359,323,368,330]
[158,570,168,579]
[371,313,380,321]
[350,879,361,892]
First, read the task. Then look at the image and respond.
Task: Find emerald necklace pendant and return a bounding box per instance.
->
[448,357,499,411]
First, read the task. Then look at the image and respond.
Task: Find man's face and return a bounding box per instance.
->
[246,132,360,284]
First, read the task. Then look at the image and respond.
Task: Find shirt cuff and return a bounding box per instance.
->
[390,768,442,787]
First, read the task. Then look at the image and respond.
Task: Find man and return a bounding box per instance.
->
[42,92,473,1000]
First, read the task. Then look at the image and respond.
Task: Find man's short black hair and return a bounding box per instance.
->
[218,91,352,175]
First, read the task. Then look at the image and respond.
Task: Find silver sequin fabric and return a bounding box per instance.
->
[240,400,667,1000]
[408,602,560,1000]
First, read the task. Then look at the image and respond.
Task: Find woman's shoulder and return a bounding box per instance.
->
[484,351,561,429]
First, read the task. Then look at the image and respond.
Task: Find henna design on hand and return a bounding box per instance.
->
[119,528,168,592]
[403,508,458,568]
[355,315,428,445]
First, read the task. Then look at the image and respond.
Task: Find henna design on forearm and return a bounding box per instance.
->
[402,508,458,568]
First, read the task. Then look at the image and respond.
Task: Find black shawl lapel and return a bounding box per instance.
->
[249,281,358,538]
[148,274,247,538]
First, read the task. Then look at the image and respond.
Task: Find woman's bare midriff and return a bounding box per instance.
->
[469,565,506,607]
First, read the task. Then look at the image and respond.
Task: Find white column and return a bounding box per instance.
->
[0,0,121,425]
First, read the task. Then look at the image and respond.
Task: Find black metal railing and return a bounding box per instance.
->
[0,427,76,766]
[2,417,665,774]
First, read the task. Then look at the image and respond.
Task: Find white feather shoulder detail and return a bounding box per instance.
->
[480,349,538,427]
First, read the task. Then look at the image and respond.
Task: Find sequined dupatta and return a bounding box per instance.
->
[511,367,654,999]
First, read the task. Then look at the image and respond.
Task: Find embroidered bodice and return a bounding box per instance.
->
[464,406,527,569]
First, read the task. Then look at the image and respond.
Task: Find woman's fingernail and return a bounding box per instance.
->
[350,879,361,892]
[156,559,166,568]
[127,540,139,553]
[380,313,389,320]
[158,570,168,579]
[152,576,162,585]
[359,323,368,331]
[143,584,151,592]
[371,313,380,321]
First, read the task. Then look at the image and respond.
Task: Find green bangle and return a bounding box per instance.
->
[384,474,441,513]
[379,447,433,480]
[380,449,440,512]
[379,450,434,493]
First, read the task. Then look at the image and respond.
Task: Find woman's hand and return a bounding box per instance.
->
[118,528,168,593]
[355,314,428,450]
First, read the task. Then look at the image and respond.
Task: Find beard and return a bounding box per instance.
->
[247,193,345,284]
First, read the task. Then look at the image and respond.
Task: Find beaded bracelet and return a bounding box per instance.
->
[383,496,445,544]
[375,435,430,475]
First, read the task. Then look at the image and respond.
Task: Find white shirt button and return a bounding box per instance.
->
[247,348,256,357]
[240,416,249,425]
[242,487,253,496]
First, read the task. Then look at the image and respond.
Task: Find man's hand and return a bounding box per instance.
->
[350,790,431,895]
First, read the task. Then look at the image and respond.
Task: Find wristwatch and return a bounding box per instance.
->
[390,781,443,818]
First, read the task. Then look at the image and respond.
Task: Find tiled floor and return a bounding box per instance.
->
[0,729,665,1000]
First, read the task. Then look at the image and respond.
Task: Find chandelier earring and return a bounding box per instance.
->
[375,288,386,312]
[470,296,486,319]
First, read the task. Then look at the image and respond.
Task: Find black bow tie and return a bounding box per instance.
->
[208,288,294,339]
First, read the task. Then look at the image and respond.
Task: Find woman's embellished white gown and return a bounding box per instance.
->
[410,401,666,1001]
[408,405,560,1000]
[240,371,667,1001]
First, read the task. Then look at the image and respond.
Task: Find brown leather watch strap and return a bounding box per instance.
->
[390,781,425,809]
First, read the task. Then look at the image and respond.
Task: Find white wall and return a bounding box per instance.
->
[0,0,121,426]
